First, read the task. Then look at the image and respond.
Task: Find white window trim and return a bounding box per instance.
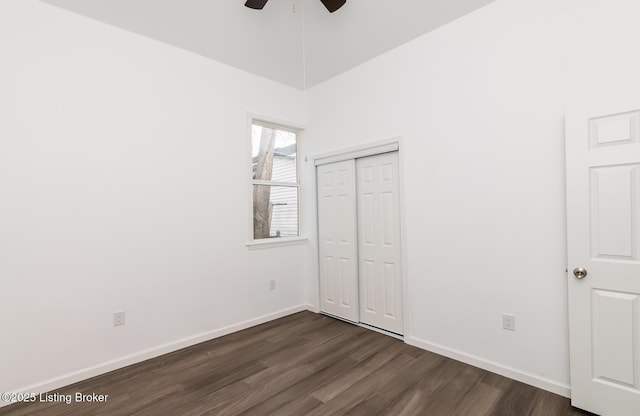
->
[246,114,306,248]
[245,236,308,250]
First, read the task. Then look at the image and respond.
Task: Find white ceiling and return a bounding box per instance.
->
[41,0,495,89]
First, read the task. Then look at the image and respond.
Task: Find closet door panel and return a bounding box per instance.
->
[357,152,404,334]
[317,160,359,321]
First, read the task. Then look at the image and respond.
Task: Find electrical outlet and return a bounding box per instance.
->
[269,280,276,291]
[113,311,126,327]
[502,313,515,331]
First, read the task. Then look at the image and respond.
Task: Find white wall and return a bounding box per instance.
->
[0,0,307,396]
[303,0,640,396]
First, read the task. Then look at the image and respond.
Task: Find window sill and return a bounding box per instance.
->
[246,237,308,250]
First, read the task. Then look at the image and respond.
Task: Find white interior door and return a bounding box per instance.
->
[566,84,640,415]
[356,152,404,335]
[317,160,359,322]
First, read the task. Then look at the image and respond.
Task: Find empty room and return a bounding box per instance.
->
[1,0,639,415]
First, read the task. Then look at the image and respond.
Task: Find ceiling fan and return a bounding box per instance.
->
[245,0,346,13]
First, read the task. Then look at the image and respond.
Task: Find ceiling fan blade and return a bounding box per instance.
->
[320,0,346,13]
[245,0,269,10]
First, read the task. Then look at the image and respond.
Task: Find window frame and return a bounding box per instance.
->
[246,117,306,249]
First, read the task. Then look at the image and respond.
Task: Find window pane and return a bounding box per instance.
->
[253,185,298,239]
[252,125,297,183]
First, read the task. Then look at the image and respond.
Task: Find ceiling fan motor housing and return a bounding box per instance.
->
[245,0,346,13]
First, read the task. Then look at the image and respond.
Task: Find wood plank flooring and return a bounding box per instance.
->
[0,311,592,416]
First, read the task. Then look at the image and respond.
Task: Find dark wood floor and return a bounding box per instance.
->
[1,311,591,416]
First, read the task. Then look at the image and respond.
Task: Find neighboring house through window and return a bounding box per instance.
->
[251,120,299,240]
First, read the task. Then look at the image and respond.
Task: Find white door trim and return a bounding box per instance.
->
[314,142,399,166]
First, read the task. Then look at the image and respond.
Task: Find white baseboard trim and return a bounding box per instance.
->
[406,336,571,398]
[1,304,311,408]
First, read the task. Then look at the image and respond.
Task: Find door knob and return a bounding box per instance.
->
[573,267,588,279]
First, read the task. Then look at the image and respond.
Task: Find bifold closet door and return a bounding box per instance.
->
[317,159,359,322]
[357,152,404,334]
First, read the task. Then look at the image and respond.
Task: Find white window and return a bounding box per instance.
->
[251,120,300,240]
